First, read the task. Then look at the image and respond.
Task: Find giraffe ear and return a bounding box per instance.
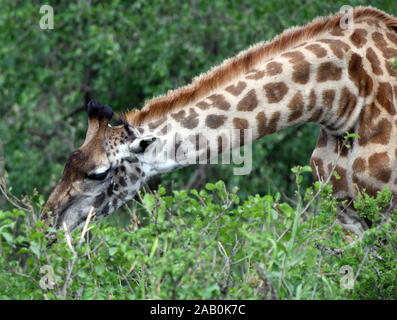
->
[129,136,157,154]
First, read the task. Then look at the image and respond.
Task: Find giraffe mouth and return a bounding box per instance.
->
[53,200,74,230]
[48,193,88,232]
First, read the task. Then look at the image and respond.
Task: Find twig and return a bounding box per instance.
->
[60,207,95,298]
[117,266,135,296]
[353,246,370,283]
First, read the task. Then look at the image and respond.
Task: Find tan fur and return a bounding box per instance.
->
[124,6,397,126]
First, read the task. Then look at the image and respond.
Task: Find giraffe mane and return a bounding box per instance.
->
[125,6,397,126]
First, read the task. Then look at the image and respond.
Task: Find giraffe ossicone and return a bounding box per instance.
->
[42,6,397,242]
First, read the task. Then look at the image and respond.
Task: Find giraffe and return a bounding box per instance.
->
[42,7,397,240]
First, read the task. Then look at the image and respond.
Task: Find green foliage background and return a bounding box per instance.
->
[0,0,396,300]
[1,0,394,200]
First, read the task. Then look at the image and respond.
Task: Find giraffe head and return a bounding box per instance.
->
[41,100,158,235]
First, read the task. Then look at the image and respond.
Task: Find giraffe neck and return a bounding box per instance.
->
[137,24,383,175]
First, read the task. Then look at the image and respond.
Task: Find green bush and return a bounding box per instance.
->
[1,172,395,299]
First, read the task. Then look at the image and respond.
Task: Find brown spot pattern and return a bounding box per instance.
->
[208,94,231,111]
[368,152,391,183]
[233,117,249,145]
[386,31,397,46]
[225,81,247,96]
[308,109,323,123]
[334,137,349,157]
[246,69,265,80]
[352,174,377,197]
[263,82,289,103]
[356,18,380,28]
[316,129,328,148]
[119,177,127,187]
[129,173,138,184]
[93,192,106,208]
[385,61,397,77]
[317,62,342,82]
[205,114,227,129]
[376,82,395,115]
[350,29,367,48]
[329,26,345,37]
[287,93,304,122]
[337,87,357,118]
[282,51,310,84]
[348,53,373,97]
[372,32,397,59]
[305,43,327,58]
[160,124,172,135]
[365,48,383,75]
[353,157,366,173]
[310,157,325,181]
[196,101,210,110]
[318,39,350,59]
[308,90,316,111]
[256,111,280,138]
[329,164,349,193]
[171,108,199,129]
[266,61,283,75]
[148,117,167,130]
[322,90,335,109]
[233,117,249,130]
[237,89,258,111]
[357,103,391,146]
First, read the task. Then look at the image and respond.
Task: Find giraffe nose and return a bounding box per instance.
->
[129,136,158,153]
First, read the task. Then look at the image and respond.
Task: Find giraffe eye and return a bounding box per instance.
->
[86,168,111,181]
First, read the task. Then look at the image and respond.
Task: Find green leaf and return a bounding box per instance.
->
[1,232,13,244]
[95,265,106,276]
[109,247,118,256]
[143,194,156,212]
[149,237,159,259]
[205,183,215,191]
